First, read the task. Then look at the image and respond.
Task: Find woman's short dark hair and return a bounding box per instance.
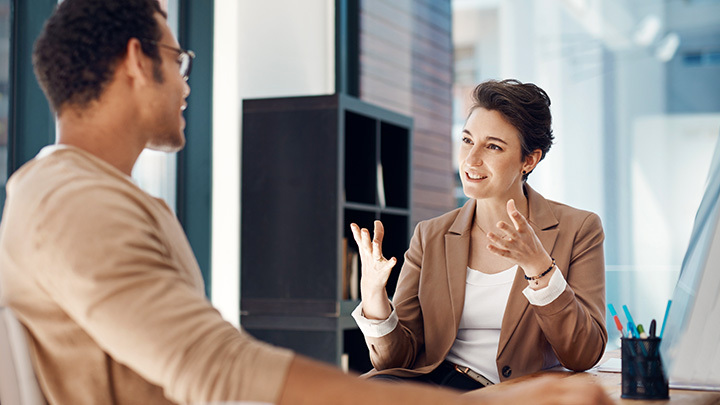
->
[469,79,554,180]
[33,0,166,113]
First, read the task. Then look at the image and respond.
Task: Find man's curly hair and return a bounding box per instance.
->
[33,0,166,113]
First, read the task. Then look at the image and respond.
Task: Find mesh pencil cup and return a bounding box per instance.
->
[621,337,669,400]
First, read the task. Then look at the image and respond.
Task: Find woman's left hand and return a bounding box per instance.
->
[486,199,553,278]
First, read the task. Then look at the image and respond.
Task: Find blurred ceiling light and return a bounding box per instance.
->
[452,0,500,11]
[563,0,589,13]
[655,32,681,62]
[633,15,661,47]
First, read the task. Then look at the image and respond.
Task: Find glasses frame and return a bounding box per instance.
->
[141,39,195,80]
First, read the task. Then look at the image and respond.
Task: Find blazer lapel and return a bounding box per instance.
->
[497,184,559,359]
[444,199,476,333]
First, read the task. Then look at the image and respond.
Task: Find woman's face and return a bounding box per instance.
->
[458,107,533,201]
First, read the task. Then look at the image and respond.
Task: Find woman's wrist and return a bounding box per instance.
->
[524,255,553,278]
[360,284,391,319]
[524,256,555,289]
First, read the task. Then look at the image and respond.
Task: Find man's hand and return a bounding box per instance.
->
[465,374,614,405]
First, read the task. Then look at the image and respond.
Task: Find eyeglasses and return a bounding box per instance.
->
[141,39,195,80]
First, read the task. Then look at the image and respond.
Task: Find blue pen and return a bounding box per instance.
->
[660,300,672,339]
[623,305,638,338]
[608,304,618,317]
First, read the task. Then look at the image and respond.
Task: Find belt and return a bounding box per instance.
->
[452,364,495,387]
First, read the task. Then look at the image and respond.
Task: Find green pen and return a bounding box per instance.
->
[637,324,648,339]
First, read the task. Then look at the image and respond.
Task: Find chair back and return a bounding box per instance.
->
[0,305,47,405]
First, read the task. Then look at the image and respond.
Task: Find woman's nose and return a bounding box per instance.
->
[464,146,483,165]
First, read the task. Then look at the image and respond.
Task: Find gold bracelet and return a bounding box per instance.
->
[524,257,555,285]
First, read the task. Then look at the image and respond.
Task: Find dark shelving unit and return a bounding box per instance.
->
[241,94,413,372]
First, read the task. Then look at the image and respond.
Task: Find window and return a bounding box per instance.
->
[0,0,9,203]
[452,0,720,346]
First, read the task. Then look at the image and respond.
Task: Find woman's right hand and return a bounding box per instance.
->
[350,221,397,319]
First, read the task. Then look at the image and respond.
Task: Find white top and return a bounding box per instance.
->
[352,264,568,382]
[445,265,517,383]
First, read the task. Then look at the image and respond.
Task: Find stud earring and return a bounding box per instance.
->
[522,170,527,174]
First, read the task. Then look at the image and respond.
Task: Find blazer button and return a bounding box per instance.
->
[502,365,512,378]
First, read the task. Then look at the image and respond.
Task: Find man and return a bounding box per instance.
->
[0,0,612,404]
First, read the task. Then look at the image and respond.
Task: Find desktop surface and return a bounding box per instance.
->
[481,351,720,404]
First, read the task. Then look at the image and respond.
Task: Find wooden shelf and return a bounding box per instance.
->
[241,93,412,373]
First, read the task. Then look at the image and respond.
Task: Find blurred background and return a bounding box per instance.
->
[2,0,719,358]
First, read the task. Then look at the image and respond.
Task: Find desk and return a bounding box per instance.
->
[481,351,720,404]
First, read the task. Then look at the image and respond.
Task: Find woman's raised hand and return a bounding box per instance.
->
[350,220,397,292]
[486,199,553,281]
[350,221,396,319]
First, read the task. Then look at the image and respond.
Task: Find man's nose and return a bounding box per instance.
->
[183,80,191,98]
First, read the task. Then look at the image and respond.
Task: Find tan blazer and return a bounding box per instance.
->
[364,184,607,381]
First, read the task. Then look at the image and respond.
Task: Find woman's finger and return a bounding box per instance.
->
[350,223,362,246]
[372,242,384,261]
[487,243,511,258]
[495,221,518,238]
[487,231,514,250]
[360,227,373,253]
[373,220,385,244]
[507,199,531,231]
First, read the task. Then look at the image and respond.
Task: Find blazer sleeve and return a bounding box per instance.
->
[531,212,608,371]
[362,222,426,370]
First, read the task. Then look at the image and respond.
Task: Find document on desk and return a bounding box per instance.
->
[596,358,622,373]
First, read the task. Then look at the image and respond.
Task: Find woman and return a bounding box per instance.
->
[350,79,607,391]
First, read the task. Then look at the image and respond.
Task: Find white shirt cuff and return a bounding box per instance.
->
[522,266,567,306]
[351,301,398,338]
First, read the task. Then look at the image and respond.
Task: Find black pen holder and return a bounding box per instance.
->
[621,337,669,400]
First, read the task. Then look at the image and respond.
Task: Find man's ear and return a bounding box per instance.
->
[122,38,152,87]
[523,149,543,174]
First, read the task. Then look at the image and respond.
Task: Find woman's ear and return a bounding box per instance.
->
[522,149,543,174]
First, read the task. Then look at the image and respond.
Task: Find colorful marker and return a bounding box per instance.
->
[608,304,624,336]
[637,324,648,339]
[660,300,672,339]
[649,319,657,338]
[623,305,638,338]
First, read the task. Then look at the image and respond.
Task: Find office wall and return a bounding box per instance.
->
[213,0,454,323]
[359,0,456,223]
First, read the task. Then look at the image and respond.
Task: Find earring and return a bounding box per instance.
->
[522,170,527,174]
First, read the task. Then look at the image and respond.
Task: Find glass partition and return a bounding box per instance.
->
[451,0,720,348]
[0,0,9,204]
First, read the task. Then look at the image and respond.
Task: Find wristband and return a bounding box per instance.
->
[524,257,555,286]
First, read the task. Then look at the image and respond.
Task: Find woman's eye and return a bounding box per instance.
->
[488,144,502,151]
[461,136,473,145]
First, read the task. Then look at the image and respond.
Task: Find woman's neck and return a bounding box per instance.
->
[473,186,528,232]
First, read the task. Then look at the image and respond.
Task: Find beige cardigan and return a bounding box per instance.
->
[0,146,293,405]
[364,185,607,381]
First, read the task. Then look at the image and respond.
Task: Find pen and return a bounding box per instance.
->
[623,305,638,338]
[649,319,657,337]
[629,322,648,356]
[637,324,648,339]
[608,304,624,336]
[660,300,672,339]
